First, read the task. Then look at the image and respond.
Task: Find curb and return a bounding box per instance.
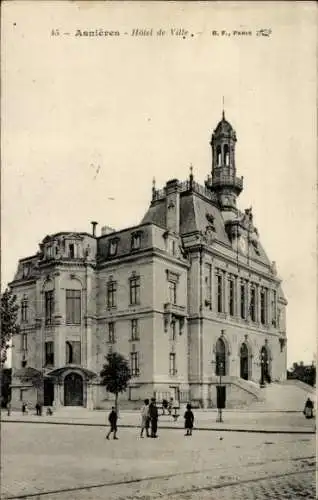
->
[2,419,315,434]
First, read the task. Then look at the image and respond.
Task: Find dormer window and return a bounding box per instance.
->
[22,264,30,278]
[69,244,75,258]
[109,238,119,256]
[131,232,141,251]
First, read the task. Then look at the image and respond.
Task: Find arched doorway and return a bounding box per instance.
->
[64,372,83,406]
[215,338,226,376]
[240,343,249,380]
[44,379,54,406]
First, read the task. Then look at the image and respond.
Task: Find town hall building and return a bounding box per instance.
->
[9,113,287,409]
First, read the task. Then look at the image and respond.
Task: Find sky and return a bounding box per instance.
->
[2,1,317,367]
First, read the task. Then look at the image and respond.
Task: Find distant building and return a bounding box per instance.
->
[9,113,287,409]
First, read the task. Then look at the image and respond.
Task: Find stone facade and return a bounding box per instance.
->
[9,114,287,409]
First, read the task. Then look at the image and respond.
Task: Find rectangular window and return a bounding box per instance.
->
[271,290,277,326]
[45,291,54,325]
[217,274,223,313]
[21,300,28,323]
[250,286,256,322]
[131,233,141,250]
[205,264,212,308]
[45,341,54,365]
[108,322,116,343]
[20,332,27,352]
[229,279,235,316]
[169,353,177,376]
[240,281,246,319]
[130,276,140,305]
[131,319,139,341]
[260,289,267,325]
[171,320,177,341]
[130,352,139,376]
[66,290,81,324]
[168,281,177,305]
[169,240,176,256]
[107,281,117,308]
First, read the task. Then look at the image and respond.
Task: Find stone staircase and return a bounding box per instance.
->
[248,380,316,411]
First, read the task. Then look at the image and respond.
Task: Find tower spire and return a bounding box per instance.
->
[222,96,225,119]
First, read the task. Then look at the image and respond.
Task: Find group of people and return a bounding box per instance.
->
[106,398,195,440]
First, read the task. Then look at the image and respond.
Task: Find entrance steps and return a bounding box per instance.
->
[248,381,315,411]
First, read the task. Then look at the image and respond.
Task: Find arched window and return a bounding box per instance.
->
[224,144,230,166]
[216,146,222,166]
[66,341,73,364]
[215,337,226,376]
[240,342,249,380]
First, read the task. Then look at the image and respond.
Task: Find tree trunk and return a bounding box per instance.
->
[115,392,118,413]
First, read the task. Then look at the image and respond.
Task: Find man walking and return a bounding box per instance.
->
[149,397,158,438]
[106,406,118,440]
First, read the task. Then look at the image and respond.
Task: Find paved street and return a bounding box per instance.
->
[1,422,316,499]
[1,407,315,434]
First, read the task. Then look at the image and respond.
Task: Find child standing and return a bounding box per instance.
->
[106,406,118,440]
[184,403,194,436]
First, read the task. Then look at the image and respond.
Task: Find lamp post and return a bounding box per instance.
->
[216,361,224,423]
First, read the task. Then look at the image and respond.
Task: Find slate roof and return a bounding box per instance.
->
[142,189,272,268]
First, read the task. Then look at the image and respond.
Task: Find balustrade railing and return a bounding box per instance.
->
[153,179,218,202]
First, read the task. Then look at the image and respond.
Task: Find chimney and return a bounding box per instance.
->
[91,221,98,237]
[165,179,180,234]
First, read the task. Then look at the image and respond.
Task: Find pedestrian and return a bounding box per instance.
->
[303,397,314,419]
[140,398,150,437]
[168,397,173,415]
[35,402,40,416]
[106,406,118,440]
[184,403,194,436]
[22,402,26,415]
[6,401,11,416]
[149,397,158,438]
[46,407,53,416]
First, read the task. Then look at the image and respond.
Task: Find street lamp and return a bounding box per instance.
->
[216,361,225,423]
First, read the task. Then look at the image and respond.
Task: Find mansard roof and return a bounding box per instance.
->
[142,185,272,268]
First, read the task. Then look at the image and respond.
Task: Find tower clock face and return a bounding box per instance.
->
[238,236,248,255]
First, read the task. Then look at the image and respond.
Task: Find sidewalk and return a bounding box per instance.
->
[1,409,315,434]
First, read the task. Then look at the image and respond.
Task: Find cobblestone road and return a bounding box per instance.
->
[1,423,316,499]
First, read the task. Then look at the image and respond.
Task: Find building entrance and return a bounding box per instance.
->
[64,372,83,406]
[44,379,54,406]
[240,343,249,380]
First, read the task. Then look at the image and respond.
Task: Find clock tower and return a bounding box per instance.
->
[209,111,244,219]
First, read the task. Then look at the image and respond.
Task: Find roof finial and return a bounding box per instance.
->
[222,96,225,119]
[152,177,156,200]
[189,163,194,188]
